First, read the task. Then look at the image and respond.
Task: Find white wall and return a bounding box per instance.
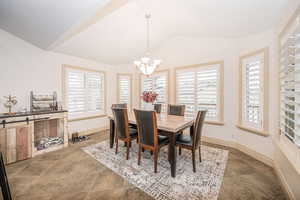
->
[0,29,122,135]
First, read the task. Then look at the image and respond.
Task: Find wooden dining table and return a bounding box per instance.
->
[108,111,194,178]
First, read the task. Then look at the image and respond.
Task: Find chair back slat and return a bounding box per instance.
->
[193,110,207,148]
[134,109,158,147]
[112,108,129,139]
[168,104,185,116]
[154,104,162,114]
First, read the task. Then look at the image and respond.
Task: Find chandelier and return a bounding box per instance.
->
[134,14,161,76]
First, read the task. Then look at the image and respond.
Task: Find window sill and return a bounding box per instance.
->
[205,121,224,126]
[68,114,107,122]
[236,124,269,137]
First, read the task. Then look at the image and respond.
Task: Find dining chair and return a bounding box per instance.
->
[154,104,162,114]
[167,104,185,116]
[176,110,206,172]
[112,103,136,130]
[134,109,169,173]
[112,103,127,108]
[112,108,138,160]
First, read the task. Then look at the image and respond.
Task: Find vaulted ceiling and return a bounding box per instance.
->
[0,0,288,65]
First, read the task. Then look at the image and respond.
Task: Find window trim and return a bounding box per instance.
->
[116,73,133,109]
[139,69,170,108]
[237,48,269,136]
[62,64,107,122]
[174,61,224,125]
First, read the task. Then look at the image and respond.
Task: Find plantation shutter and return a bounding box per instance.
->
[176,71,196,118]
[67,71,85,114]
[141,72,168,111]
[176,64,221,121]
[142,77,153,92]
[280,20,300,147]
[153,75,167,112]
[196,68,218,119]
[118,75,131,107]
[245,61,261,125]
[66,67,105,120]
[86,72,104,112]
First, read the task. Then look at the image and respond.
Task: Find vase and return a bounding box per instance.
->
[143,102,154,110]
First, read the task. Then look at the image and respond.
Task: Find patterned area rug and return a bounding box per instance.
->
[82,140,228,200]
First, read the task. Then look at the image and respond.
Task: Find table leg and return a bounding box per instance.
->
[110,119,115,148]
[169,133,177,178]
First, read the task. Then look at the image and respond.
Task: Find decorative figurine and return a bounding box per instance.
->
[3,95,17,114]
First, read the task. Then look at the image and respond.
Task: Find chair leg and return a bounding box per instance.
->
[126,141,130,160]
[115,138,119,154]
[192,149,196,173]
[138,145,142,165]
[129,141,132,148]
[154,149,158,173]
[199,146,202,162]
[179,146,182,155]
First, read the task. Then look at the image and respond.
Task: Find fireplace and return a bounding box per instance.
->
[34,119,64,151]
[31,112,68,157]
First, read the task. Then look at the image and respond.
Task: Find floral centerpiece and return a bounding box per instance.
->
[141,91,158,110]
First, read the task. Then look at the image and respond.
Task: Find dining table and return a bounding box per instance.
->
[108,111,194,178]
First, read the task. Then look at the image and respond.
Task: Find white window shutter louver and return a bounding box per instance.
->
[118,75,131,107]
[280,20,300,147]
[245,61,261,126]
[141,72,168,112]
[176,65,221,121]
[66,68,105,119]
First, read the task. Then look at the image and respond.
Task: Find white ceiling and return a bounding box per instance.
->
[54,0,288,65]
[0,0,289,65]
[0,0,110,49]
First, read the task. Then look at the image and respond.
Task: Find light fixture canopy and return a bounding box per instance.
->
[134,14,161,76]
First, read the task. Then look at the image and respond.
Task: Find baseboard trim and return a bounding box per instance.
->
[274,161,295,200]
[202,136,235,148]
[235,143,273,167]
[70,126,109,138]
[202,136,273,167]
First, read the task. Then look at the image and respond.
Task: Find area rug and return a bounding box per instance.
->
[82,140,228,200]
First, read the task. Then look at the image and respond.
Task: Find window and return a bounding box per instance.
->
[279,15,300,147]
[63,65,106,120]
[175,62,224,124]
[140,70,168,112]
[117,74,132,108]
[237,48,268,135]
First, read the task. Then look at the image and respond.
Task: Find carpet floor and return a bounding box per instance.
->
[83,140,228,200]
